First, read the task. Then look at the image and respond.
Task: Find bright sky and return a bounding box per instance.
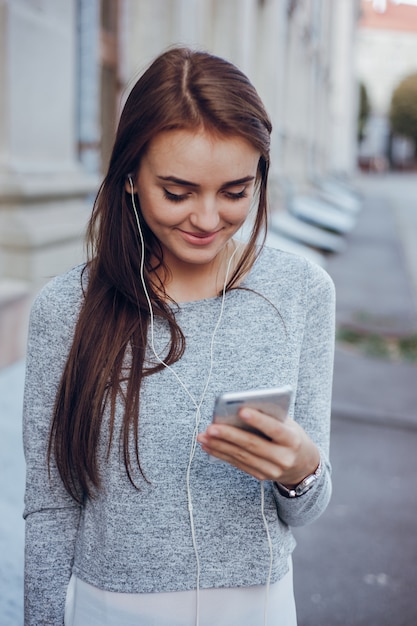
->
[372,0,417,9]
[393,0,417,5]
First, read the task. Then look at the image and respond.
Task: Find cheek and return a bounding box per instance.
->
[139,194,186,229]
[224,200,253,224]
[137,189,164,221]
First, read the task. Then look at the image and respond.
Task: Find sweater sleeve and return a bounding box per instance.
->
[273,259,335,527]
[23,278,82,625]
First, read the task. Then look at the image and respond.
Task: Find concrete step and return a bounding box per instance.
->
[269,211,346,253]
[0,279,31,368]
[263,230,327,267]
[290,194,357,234]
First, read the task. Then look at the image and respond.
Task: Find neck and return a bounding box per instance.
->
[165,272,222,302]
[155,241,244,303]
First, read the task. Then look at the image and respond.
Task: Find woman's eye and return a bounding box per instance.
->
[163,187,249,202]
[163,188,189,203]
[224,188,248,201]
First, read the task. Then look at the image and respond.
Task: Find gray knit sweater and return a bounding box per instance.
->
[23,246,335,625]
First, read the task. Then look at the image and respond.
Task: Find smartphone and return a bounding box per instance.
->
[212,386,292,438]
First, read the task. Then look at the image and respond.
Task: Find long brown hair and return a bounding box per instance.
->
[49,47,272,503]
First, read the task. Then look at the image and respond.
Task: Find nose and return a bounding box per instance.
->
[189,196,221,232]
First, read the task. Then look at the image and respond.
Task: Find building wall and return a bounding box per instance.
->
[356,0,417,162]
[356,0,417,115]
[0,0,358,366]
[0,0,98,366]
[122,0,358,186]
[356,23,417,114]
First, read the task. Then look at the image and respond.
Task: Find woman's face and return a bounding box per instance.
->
[128,128,260,276]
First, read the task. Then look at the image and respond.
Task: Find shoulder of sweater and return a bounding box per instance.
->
[29,264,87,326]
[253,245,334,291]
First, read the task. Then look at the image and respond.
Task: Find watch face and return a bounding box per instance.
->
[277,461,322,498]
[295,474,317,496]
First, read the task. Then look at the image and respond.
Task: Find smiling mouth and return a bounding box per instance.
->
[184,231,216,238]
[178,229,221,245]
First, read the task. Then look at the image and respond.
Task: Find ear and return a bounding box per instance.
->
[124,175,137,194]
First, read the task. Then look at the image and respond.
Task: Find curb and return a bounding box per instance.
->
[332,402,417,432]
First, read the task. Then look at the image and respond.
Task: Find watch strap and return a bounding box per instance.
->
[275,459,323,498]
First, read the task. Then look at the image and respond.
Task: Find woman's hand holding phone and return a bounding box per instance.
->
[197,389,320,488]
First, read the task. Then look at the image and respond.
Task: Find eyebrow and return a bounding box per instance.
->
[156,175,256,188]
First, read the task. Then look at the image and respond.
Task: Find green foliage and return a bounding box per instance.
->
[358,82,371,143]
[337,326,417,364]
[337,327,362,344]
[398,334,417,362]
[362,334,390,359]
[389,73,417,153]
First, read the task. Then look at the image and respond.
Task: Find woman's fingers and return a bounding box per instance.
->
[238,407,293,444]
[199,423,280,463]
[197,408,319,484]
[205,408,300,458]
[197,423,295,481]
[198,434,285,481]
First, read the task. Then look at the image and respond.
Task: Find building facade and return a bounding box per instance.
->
[0,0,359,366]
[356,0,417,166]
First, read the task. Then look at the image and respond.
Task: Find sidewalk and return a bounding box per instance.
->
[330,173,417,430]
[293,173,417,626]
[0,360,25,625]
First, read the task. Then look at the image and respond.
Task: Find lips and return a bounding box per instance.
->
[178,229,221,245]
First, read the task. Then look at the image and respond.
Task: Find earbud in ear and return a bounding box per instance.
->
[128,175,134,189]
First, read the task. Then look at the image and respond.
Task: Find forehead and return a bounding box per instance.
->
[141,128,260,181]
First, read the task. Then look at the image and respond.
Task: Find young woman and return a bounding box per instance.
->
[23,47,335,626]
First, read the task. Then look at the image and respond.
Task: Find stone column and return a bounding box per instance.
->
[0,0,97,365]
[281,4,312,183]
[254,0,287,185]
[328,0,359,175]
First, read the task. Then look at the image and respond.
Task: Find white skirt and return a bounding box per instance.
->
[64,558,297,626]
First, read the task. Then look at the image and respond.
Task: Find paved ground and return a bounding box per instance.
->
[0,360,25,626]
[293,173,417,626]
[1,173,416,625]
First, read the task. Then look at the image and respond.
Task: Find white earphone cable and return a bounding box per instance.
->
[129,178,244,625]
[129,178,273,626]
[261,481,273,626]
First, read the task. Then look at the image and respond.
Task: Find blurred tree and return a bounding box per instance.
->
[357,82,371,143]
[389,73,417,157]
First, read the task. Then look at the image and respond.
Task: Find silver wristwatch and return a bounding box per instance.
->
[275,460,322,498]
